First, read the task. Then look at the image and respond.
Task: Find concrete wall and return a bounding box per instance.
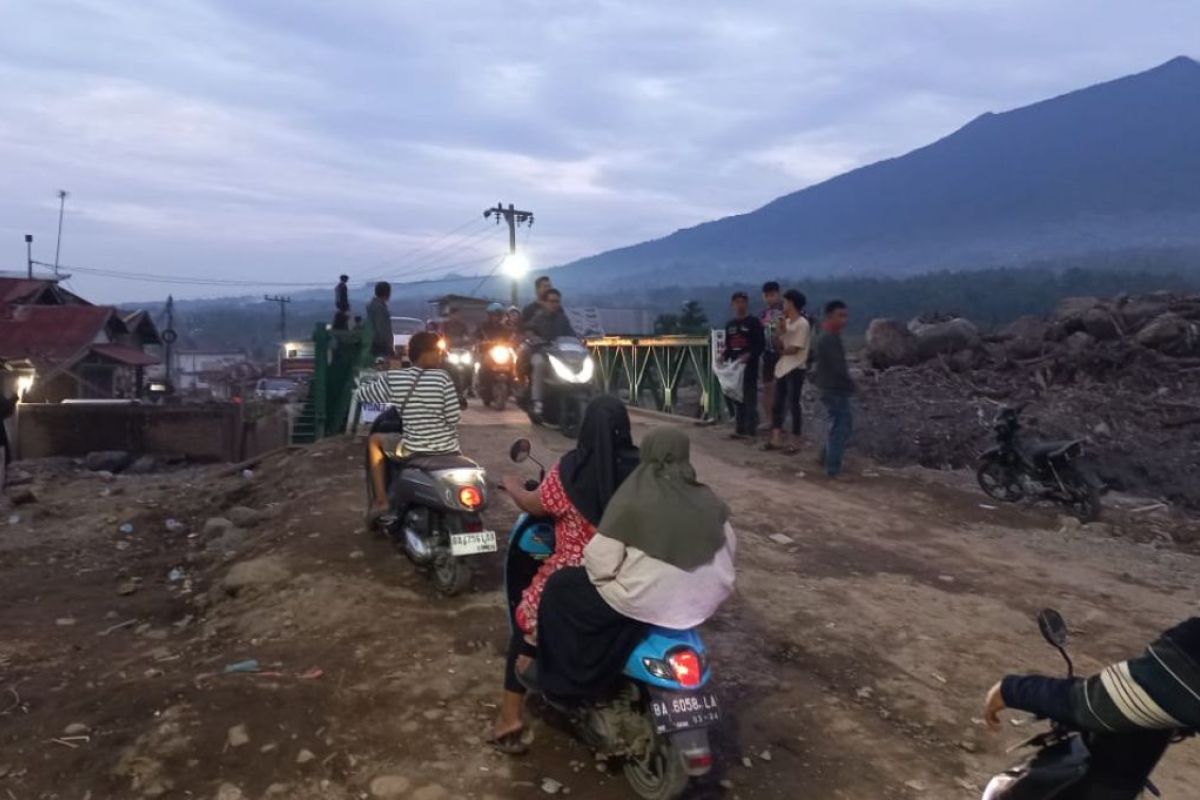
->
[15,403,245,462]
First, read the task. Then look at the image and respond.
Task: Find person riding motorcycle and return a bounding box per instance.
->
[477,302,512,344]
[524,288,577,418]
[355,331,462,524]
[984,616,1199,792]
[492,396,639,753]
[442,306,471,347]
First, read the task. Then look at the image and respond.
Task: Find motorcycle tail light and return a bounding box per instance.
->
[667,648,703,688]
[458,486,483,509]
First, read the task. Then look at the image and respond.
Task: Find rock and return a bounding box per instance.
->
[1081,307,1121,341]
[864,318,919,368]
[1119,296,1171,330]
[222,556,292,594]
[85,450,132,473]
[370,776,412,798]
[63,722,90,735]
[55,617,77,626]
[126,455,164,475]
[118,522,135,535]
[540,778,563,795]
[206,527,250,554]
[768,533,794,546]
[904,779,929,792]
[116,580,139,596]
[227,506,270,528]
[412,786,450,800]
[998,315,1048,342]
[958,739,978,753]
[1136,312,1190,350]
[741,756,753,768]
[295,748,316,764]
[226,724,250,748]
[6,468,33,486]
[164,518,185,533]
[215,783,244,800]
[1058,516,1082,532]
[947,348,979,373]
[910,317,980,360]
[5,486,36,505]
[203,517,234,536]
[1092,421,1112,437]
[758,749,773,762]
[1064,331,1095,352]
[264,785,289,797]
[1055,296,1103,330]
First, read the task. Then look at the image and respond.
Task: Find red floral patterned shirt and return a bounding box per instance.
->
[515,463,597,637]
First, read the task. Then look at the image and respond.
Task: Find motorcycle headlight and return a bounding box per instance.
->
[489,345,513,365]
[549,354,595,385]
[447,352,461,365]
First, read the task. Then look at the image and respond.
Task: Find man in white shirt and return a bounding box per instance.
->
[764,289,811,454]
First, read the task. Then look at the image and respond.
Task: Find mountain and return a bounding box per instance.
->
[552,56,1200,290]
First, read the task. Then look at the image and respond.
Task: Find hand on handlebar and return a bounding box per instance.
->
[983,681,1007,729]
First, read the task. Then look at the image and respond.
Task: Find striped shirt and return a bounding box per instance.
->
[355,368,461,454]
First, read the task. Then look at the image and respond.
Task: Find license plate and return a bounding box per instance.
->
[449,530,498,556]
[649,688,720,734]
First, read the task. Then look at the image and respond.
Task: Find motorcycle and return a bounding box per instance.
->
[982,608,1192,799]
[504,439,719,800]
[516,335,595,438]
[364,411,495,595]
[977,405,1104,522]
[476,340,516,411]
[438,337,476,405]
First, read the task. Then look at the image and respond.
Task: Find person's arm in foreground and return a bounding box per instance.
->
[985,618,1200,733]
[355,370,390,405]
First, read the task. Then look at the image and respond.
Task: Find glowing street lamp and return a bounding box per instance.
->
[502,253,529,306]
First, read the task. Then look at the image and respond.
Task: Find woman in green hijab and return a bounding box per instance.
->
[534,426,737,699]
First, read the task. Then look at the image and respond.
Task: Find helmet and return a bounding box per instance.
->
[507,305,519,314]
[486,302,505,314]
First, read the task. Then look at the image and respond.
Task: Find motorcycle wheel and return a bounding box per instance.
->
[493,387,507,411]
[977,458,1024,502]
[431,549,472,596]
[559,396,583,439]
[623,726,689,800]
[1060,465,1102,523]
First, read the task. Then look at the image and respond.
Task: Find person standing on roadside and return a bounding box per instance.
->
[366,281,395,360]
[813,300,854,477]
[721,291,765,439]
[764,290,811,454]
[759,281,785,433]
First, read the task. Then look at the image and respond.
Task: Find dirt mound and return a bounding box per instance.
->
[856,291,1200,510]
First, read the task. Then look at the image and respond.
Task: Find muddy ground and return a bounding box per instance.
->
[1,407,1198,800]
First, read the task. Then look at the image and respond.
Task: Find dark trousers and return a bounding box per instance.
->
[771,369,805,435]
[734,359,759,435]
[820,390,853,476]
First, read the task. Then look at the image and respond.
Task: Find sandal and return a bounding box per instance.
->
[761,442,782,452]
[489,727,530,755]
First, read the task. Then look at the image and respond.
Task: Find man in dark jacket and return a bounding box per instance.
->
[985,617,1199,791]
[722,291,766,438]
[812,300,854,477]
[366,281,395,360]
[520,276,553,330]
[528,289,576,416]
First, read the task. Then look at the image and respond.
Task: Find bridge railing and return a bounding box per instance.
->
[586,334,725,421]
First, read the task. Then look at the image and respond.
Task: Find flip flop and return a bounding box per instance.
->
[489,728,530,755]
[364,507,391,527]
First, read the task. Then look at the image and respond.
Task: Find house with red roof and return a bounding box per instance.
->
[0,278,161,401]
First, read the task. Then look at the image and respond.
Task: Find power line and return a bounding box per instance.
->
[357,215,490,283]
[33,259,329,288]
[371,224,499,281]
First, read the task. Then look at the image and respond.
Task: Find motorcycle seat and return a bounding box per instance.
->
[1025,439,1084,460]
[394,452,481,472]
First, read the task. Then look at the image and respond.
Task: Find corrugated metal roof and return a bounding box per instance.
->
[91,343,160,367]
[0,305,123,366]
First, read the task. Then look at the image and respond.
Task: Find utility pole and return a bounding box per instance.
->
[24,234,33,279]
[483,202,534,306]
[264,294,291,343]
[54,189,69,276]
[163,295,176,388]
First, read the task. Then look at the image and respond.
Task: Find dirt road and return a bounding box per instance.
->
[1,407,1197,799]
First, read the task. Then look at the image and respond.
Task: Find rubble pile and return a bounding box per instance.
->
[855,291,1200,509]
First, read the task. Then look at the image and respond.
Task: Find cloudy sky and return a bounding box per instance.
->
[1,1,1196,301]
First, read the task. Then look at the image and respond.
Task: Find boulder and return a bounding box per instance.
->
[1055,296,1103,331]
[997,315,1049,342]
[227,506,270,528]
[203,517,234,536]
[85,451,131,473]
[1065,331,1095,352]
[910,317,981,360]
[864,319,918,368]
[125,455,164,475]
[1081,307,1121,341]
[222,556,291,594]
[1119,296,1171,330]
[1135,312,1190,350]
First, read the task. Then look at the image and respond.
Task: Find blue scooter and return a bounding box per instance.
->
[504,439,719,800]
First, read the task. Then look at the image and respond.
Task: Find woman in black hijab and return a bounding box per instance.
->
[492,395,638,753]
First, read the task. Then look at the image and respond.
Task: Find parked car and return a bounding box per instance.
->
[254,377,299,401]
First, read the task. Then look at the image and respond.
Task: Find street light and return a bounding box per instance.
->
[502,253,529,307]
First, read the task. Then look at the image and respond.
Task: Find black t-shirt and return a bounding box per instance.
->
[722,315,765,361]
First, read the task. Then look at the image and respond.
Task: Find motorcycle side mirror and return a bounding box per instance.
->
[1037,608,1075,677]
[1037,608,1069,648]
[509,439,532,464]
